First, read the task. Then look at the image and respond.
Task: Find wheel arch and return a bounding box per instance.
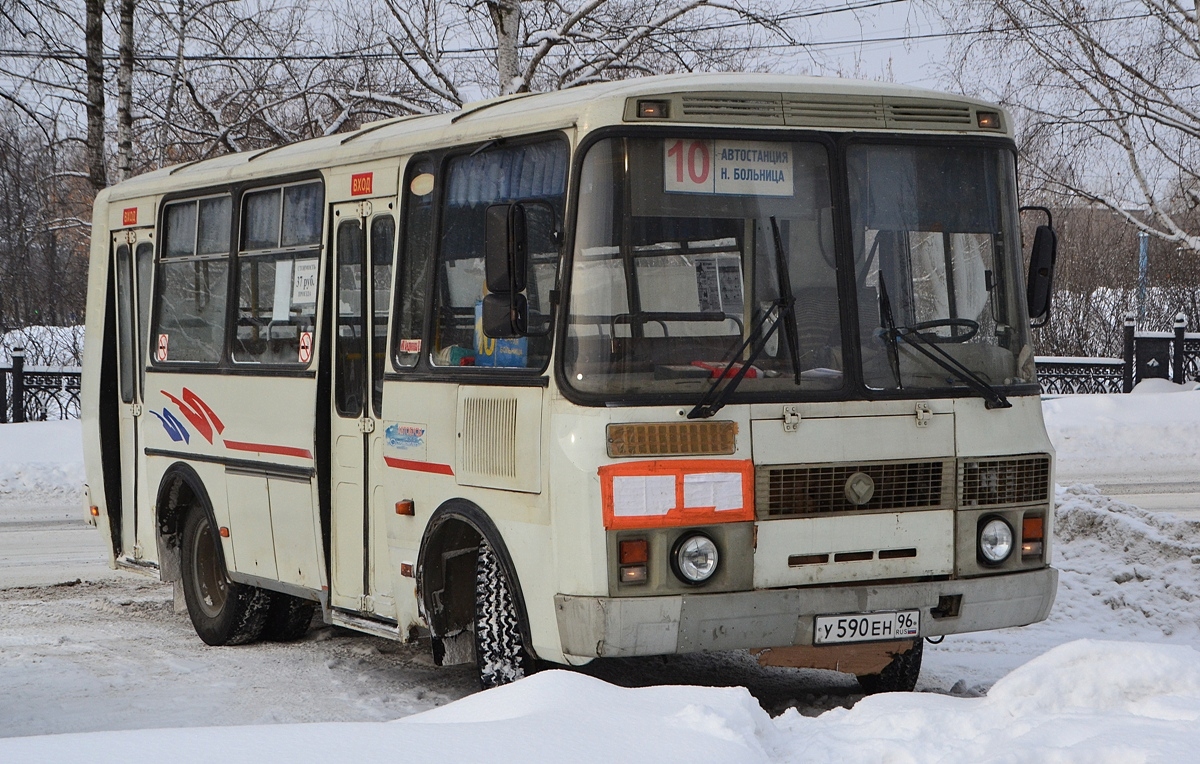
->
[416,498,536,661]
[154,462,223,585]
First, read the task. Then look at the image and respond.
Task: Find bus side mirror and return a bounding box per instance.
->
[485,203,527,294]
[1026,224,1057,327]
[482,292,528,338]
[483,203,529,338]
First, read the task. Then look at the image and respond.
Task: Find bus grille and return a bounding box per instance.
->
[960,455,1051,506]
[757,459,951,517]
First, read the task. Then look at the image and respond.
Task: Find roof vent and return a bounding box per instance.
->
[783,97,886,128]
[885,99,973,128]
[680,94,784,124]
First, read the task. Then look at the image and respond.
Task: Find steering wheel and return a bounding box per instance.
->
[907,318,979,344]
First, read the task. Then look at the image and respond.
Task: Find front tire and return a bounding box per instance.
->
[474,539,531,689]
[856,639,923,694]
[180,508,270,646]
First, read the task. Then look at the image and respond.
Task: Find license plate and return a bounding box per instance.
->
[813,610,920,644]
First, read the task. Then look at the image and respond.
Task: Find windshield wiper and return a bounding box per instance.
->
[883,324,1012,409]
[687,217,801,419]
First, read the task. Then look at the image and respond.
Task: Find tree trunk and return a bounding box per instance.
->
[85,0,107,191]
[117,0,136,182]
[488,0,523,95]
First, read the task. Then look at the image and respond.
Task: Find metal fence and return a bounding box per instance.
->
[1036,312,1200,395]
[0,349,81,422]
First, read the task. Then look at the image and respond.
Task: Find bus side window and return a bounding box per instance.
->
[155,196,231,364]
[370,214,395,418]
[232,181,323,366]
[430,139,567,369]
[115,243,135,402]
[394,158,436,368]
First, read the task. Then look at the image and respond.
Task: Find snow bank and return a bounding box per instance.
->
[4,640,1199,763]
[779,640,1200,763]
[0,420,84,508]
[1052,484,1200,640]
[1044,388,1200,487]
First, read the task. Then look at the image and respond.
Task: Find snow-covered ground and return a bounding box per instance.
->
[2,388,1200,760]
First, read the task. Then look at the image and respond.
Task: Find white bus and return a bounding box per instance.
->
[82,73,1060,693]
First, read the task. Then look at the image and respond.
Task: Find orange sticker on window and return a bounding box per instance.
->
[598,459,754,530]
[122,207,138,226]
[351,172,373,196]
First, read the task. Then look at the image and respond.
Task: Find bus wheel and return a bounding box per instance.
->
[474,539,530,689]
[180,508,271,646]
[261,593,316,642]
[856,639,923,694]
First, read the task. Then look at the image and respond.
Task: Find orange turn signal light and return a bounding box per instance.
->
[977,111,1001,129]
[619,538,649,565]
[1022,515,1044,558]
[400,562,414,578]
[637,100,669,119]
[89,506,100,517]
[219,526,230,538]
[395,499,415,516]
[1022,515,1044,541]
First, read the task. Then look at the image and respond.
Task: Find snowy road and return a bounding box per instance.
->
[4,392,1200,744]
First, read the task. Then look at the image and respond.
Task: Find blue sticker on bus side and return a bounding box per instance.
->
[150,408,190,444]
[385,423,426,451]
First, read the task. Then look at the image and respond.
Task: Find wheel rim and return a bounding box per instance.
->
[190,515,228,619]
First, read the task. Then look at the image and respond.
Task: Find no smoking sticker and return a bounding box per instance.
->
[298,331,313,364]
[156,333,169,362]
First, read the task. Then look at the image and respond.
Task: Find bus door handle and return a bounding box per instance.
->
[358,417,375,434]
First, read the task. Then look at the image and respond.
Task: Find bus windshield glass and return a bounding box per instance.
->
[564,136,844,399]
[848,143,1035,393]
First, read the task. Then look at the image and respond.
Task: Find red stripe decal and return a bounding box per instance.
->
[223,440,314,460]
[384,456,454,476]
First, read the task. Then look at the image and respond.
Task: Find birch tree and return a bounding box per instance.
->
[937,0,1200,343]
[942,1,1200,255]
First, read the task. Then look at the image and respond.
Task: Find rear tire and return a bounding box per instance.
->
[474,539,530,689]
[261,593,316,642]
[180,508,270,646]
[856,639,923,694]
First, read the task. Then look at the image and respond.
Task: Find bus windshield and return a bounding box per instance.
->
[562,135,1035,401]
[849,142,1035,393]
[564,136,844,399]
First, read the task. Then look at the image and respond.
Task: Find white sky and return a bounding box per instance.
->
[780,1,952,88]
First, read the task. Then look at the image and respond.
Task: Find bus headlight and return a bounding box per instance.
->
[672,533,719,584]
[978,517,1014,565]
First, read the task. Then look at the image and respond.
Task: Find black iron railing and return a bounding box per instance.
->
[1036,312,1200,395]
[0,349,81,422]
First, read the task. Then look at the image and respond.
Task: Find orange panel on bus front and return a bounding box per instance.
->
[598,459,754,530]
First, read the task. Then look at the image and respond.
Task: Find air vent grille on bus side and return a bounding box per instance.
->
[680,94,785,124]
[460,396,519,479]
[756,459,952,518]
[960,455,1051,507]
[782,97,886,128]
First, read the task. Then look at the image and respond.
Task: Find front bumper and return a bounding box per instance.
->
[555,567,1057,658]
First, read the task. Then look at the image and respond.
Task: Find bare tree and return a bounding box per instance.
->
[381,0,803,109]
[941,1,1200,254]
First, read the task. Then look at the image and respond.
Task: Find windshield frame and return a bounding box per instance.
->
[554,126,1042,408]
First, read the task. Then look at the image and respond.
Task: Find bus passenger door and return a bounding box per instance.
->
[329,199,393,613]
[111,229,155,562]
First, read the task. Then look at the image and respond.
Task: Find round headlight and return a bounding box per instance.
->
[672,533,719,584]
[978,517,1014,564]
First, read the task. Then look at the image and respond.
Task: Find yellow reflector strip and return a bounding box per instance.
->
[606,421,737,458]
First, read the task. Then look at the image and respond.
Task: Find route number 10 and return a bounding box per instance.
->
[665,139,712,193]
